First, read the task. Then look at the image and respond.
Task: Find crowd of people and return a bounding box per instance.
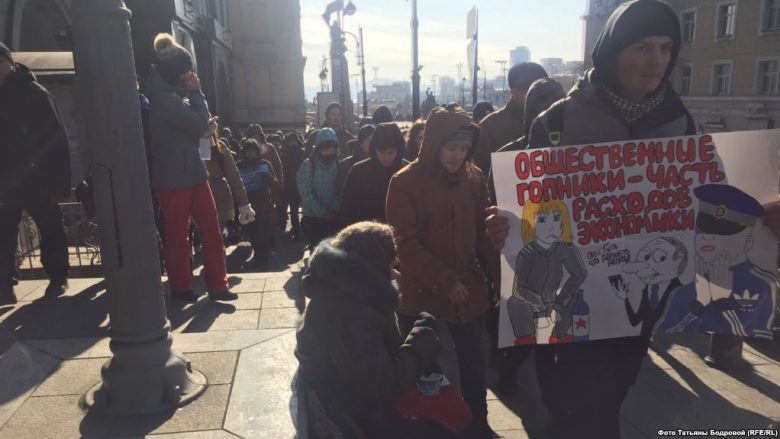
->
[2,0,780,438]
[295,1,780,439]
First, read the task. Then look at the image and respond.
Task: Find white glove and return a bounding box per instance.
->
[238,204,256,225]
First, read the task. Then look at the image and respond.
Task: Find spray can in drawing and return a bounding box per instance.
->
[572,289,590,342]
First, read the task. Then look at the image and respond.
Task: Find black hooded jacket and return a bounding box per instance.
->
[336,124,375,193]
[529,0,694,149]
[0,63,71,204]
[591,0,681,92]
[295,240,439,438]
[523,0,695,396]
[339,123,408,227]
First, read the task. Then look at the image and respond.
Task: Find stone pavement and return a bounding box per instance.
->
[0,239,779,438]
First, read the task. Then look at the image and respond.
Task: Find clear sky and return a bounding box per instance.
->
[300,0,587,95]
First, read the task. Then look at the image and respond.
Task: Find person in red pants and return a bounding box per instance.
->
[146,33,236,302]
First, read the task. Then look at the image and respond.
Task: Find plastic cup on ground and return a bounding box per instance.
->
[417,373,444,396]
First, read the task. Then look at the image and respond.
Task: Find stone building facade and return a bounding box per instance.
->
[227,0,307,132]
[672,0,780,132]
[0,0,306,135]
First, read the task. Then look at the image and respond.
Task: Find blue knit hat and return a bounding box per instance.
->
[316,127,339,146]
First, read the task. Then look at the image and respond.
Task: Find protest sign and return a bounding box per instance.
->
[492,130,780,348]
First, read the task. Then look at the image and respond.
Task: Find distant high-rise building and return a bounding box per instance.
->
[438,76,456,103]
[564,60,584,76]
[540,57,565,76]
[510,46,530,66]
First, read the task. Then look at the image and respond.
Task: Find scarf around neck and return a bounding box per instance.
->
[602,83,667,124]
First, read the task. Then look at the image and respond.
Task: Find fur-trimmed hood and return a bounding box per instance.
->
[302,241,399,313]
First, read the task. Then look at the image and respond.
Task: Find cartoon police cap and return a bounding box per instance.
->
[694,184,765,235]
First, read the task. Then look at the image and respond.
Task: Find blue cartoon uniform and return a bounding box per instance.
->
[698,261,774,339]
[654,184,775,339]
[654,281,699,333]
[656,261,774,339]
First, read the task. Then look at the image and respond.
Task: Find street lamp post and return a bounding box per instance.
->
[71,0,206,415]
[352,73,360,114]
[343,28,368,118]
[411,0,420,120]
[461,77,466,107]
[359,27,368,117]
[456,62,463,106]
[479,58,486,101]
[496,60,508,101]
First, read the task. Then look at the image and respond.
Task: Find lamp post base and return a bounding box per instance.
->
[80,334,207,416]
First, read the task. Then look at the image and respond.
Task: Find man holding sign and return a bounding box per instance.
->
[487,1,698,437]
[487,1,780,436]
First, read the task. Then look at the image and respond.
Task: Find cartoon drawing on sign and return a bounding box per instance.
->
[609,237,687,337]
[507,199,588,345]
[655,184,774,339]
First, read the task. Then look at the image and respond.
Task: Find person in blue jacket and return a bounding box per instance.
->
[297,128,341,247]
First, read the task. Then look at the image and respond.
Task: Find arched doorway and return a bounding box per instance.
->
[16,0,72,51]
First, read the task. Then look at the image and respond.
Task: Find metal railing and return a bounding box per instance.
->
[15,202,101,279]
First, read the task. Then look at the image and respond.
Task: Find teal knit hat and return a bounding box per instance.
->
[316,127,339,146]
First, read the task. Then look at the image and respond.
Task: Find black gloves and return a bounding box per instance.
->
[413,311,438,331]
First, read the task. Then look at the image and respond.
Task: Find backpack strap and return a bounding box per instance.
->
[545,103,566,147]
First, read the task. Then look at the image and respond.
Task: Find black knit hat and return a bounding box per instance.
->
[472,100,494,122]
[356,124,376,147]
[523,78,566,136]
[370,122,405,152]
[0,41,12,64]
[372,106,394,125]
[592,0,681,91]
[153,33,194,86]
[507,63,548,90]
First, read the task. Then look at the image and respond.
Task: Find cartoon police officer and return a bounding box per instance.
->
[655,184,775,340]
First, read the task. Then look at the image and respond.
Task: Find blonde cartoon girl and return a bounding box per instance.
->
[508,199,588,345]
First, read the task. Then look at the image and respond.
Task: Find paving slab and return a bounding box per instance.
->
[11,280,48,302]
[0,342,61,429]
[115,430,240,439]
[178,309,260,333]
[0,298,78,340]
[17,278,104,302]
[146,431,241,438]
[725,387,780,420]
[624,371,772,432]
[228,279,266,294]
[0,394,111,439]
[183,351,239,385]
[262,291,299,309]
[494,430,529,439]
[258,307,300,329]
[107,384,231,437]
[32,357,105,397]
[223,293,263,310]
[487,399,524,432]
[224,330,298,439]
[26,329,292,360]
[264,275,299,292]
